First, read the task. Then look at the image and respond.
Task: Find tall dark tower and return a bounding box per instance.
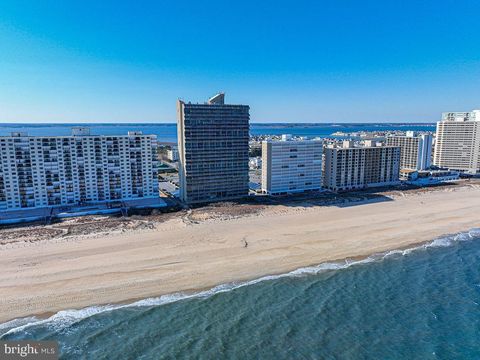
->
[177,93,250,204]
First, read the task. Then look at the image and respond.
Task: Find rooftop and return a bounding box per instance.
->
[0,128,155,138]
[441,110,480,122]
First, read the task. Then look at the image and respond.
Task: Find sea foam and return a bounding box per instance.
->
[1,228,479,338]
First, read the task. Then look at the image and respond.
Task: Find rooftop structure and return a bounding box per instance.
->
[441,110,480,122]
[207,93,225,105]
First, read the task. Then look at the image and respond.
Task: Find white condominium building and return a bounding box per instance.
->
[262,137,323,195]
[386,131,432,170]
[323,140,400,192]
[0,127,158,211]
[433,110,480,174]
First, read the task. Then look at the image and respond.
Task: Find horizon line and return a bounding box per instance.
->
[0,121,438,125]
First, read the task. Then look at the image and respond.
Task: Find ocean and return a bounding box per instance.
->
[0,123,435,143]
[1,230,480,359]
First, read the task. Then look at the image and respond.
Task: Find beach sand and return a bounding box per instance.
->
[0,183,479,323]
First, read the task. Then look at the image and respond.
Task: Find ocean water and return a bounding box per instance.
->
[2,229,480,359]
[0,123,435,143]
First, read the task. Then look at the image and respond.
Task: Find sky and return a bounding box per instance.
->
[0,0,479,123]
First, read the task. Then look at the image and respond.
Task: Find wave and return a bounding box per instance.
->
[2,228,479,338]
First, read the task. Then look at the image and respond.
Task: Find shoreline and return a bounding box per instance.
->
[1,228,478,333]
[0,183,479,325]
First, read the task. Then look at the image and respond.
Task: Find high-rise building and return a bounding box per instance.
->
[262,137,323,195]
[0,128,158,211]
[433,110,480,174]
[177,93,250,204]
[386,132,432,170]
[323,140,400,192]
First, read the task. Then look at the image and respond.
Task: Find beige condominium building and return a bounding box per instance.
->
[386,131,432,170]
[433,110,480,174]
[262,136,323,195]
[323,140,401,192]
[177,93,250,204]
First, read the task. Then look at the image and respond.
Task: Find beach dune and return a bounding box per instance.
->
[0,185,479,323]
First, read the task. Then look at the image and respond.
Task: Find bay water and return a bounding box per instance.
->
[0,123,435,143]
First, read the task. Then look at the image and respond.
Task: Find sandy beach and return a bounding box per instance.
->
[1,183,480,323]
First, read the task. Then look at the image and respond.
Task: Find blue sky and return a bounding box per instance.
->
[0,0,479,123]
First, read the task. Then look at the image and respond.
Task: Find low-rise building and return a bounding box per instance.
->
[249,157,262,169]
[401,169,460,184]
[262,137,323,195]
[323,140,400,192]
[400,169,419,181]
[423,169,459,182]
[166,148,179,162]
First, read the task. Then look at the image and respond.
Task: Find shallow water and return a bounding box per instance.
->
[2,229,480,359]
